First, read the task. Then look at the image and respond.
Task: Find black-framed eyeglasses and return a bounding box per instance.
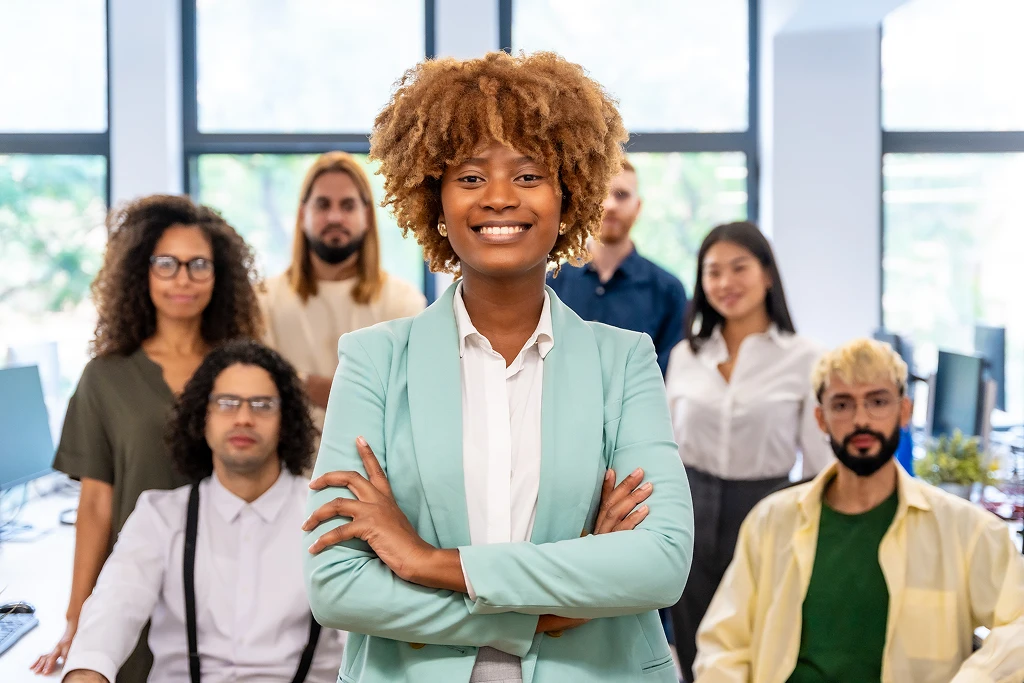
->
[208,394,280,416]
[149,255,215,282]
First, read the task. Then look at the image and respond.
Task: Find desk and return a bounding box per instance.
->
[0,478,77,681]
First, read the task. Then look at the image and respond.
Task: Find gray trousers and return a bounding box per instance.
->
[670,468,789,683]
[469,646,522,682]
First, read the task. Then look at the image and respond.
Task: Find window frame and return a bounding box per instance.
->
[498,0,760,222]
[0,0,112,203]
[181,0,438,301]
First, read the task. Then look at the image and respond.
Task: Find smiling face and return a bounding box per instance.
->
[439,141,562,281]
[700,240,772,323]
[148,224,215,323]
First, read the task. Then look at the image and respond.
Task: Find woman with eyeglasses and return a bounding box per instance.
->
[663,222,832,681]
[32,195,263,681]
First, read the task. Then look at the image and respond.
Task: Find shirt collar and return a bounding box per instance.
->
[701,323,795,362]
[453,281,555,360]
[208,468,292,524]
[583,244,649,281]
[798,461,932,522]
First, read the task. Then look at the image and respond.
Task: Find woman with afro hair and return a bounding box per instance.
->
[34,195,263,680]
[302,51,693,683]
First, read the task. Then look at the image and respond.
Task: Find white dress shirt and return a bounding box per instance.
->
[64,471,345,683]
[665,325,831,481]
[453,282,552,680]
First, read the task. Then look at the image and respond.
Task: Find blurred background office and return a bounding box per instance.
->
[2,0,1024,675]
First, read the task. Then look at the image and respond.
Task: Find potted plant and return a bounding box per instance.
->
[914,430,994,499]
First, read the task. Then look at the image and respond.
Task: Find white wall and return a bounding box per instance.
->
[770,26,883,347]
[108,0,182,205]
[435,0,499,60]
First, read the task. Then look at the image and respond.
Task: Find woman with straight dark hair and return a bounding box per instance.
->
[664,221,831,681]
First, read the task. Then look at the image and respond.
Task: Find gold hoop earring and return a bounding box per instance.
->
[438,220,448,237]
[558,222,568,235]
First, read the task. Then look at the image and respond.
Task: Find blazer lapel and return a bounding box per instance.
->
[407,283,472,550]
[530,289,605,545]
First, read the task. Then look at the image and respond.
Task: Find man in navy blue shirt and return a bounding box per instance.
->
[548,159,688,375]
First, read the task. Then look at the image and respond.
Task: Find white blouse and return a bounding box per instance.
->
[665,325,831,481]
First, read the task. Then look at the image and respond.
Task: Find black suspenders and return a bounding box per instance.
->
[184,483,322,683]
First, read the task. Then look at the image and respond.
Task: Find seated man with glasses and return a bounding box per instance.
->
[694,338,1024,683]
[62,340,345,683]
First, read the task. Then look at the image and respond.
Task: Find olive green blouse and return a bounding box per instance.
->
[53,348,188,545]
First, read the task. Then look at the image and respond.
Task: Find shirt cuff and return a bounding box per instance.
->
[459,550,478,601]
[63,649,119,683]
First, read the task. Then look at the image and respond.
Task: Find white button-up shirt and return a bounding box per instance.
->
[64,471,345,683]
[454,282,552,679]
[665,325,831,481]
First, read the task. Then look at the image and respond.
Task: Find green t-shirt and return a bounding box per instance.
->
[787,489,899,683]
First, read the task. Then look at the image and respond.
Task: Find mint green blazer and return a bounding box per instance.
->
[304,283,693,683]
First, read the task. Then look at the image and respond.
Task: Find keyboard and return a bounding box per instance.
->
[0,613,38,656]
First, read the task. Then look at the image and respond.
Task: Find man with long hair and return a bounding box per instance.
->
[61,340,345,683]
[259,152,425,427]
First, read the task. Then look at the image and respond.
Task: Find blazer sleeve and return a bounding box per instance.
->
[458,335,694,618]
[303,333,538,657]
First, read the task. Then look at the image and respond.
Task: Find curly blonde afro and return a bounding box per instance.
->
[369,51,628,273]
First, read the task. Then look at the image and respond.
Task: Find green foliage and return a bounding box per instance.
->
[914,429,993,486]
[0,154,107,314]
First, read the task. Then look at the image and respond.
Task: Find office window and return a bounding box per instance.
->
[512,0,748,132]
[0,2,109,436]
[883,154,1024,416]
[627,153,748,292]
[507,0,757,285]
[883,0,1024,132]
[185,0,432,297]
[195,154,425,291]
[0,2,107,132]
[196,0,425,133]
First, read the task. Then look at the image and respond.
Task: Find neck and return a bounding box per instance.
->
[213,458,282,504]
[310,250,359,282]
[589,239,634,283]
[147,315,206,356]
[825,460,898,514]
[721,308,771,357]
[459,266,547,345]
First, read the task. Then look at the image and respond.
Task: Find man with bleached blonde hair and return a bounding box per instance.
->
[694,338,1024,683]
[260,152,425,429]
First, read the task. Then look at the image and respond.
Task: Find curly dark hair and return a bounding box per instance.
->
[369,51,628,274]
[90,194,263,357]
[168,339,314,483]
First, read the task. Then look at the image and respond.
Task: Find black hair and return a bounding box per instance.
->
[168,339,314,482]
[685,221,796,353]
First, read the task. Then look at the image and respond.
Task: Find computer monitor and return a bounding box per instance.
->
[927,351,989,441]
[0,365,55,490]
[872,329,917,380]
[974,325,1006,412]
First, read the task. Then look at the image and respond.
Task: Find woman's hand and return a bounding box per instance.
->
[591,467,652,535]
[304,437,435,582]
[30,618,77,675]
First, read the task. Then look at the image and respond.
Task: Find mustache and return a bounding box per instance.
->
[226,429,260,442]
[321,224,349,237]
[843,428,887,450]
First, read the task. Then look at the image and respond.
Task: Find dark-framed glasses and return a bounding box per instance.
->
[149,255,214,282]
[826,392,900,422]
[209,394,280,416]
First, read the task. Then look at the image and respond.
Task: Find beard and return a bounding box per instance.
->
[829,423,902,477]
[309,229,365,265]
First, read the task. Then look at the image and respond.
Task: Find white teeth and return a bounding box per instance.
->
[480,225,527,236]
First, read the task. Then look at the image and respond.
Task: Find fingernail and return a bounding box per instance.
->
[605,470,613,482]
[356,436,367,446]
[631,467,643,477]
[639,505,649,514]
[642,482,653,491]
[308,544,317,554]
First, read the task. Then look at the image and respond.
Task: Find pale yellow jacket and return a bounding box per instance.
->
[695,462,1024,683]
